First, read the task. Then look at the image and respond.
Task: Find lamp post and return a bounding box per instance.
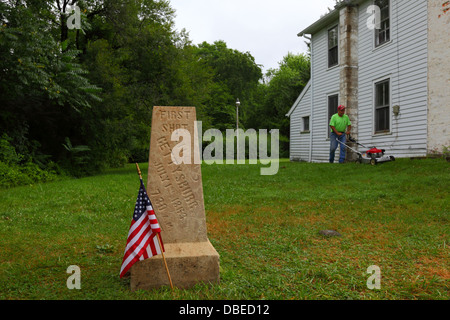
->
[236,98,240,130]
[236,98,240,144]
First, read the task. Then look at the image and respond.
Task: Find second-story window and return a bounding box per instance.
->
[375,0,390,47]
[328,26,338,68]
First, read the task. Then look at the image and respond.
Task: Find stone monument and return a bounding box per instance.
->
[130,106,220,290]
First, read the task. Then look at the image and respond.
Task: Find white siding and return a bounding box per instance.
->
[357,0,428,157]
[310,26,341,162]
[289,83,311,161]
[289,0,429,161]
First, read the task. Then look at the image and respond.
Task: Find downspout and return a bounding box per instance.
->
[305,35,314,163]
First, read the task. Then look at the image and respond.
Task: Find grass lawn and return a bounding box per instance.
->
[0,158,448,300]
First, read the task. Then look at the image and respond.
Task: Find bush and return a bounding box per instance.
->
[0,134,23,165]
[0,159,59,188]
[0,135,58,188]
[0,161,26,188]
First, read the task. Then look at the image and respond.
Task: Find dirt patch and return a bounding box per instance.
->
[416,256,450,280]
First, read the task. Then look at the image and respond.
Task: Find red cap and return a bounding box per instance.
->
[338,105,346,111]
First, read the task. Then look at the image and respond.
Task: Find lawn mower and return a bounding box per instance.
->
[336,135,395,165]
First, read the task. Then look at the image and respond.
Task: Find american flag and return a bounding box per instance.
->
[120,179,164,278]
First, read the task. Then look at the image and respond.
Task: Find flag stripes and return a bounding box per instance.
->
[120,180,164,278]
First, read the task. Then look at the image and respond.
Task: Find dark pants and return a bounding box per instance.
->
[330,132,346,163]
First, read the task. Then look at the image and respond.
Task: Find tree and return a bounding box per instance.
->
[0,1,101,165]
[0,0,289,179]
[194,40,263,131]
[246,53,310,157]
[75,0,185,168]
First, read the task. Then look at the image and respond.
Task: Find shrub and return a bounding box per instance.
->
[0,135,58,188]
[0,134,23,165]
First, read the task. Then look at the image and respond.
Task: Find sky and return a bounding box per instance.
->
[169,0,337,73]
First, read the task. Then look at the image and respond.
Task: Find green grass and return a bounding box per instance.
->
[0,158,448,300]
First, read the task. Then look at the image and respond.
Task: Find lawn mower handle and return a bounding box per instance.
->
[336,137,362,156]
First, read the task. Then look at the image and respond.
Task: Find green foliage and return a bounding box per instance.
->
[263,53,311,131]
[0,134,58,188]
[194,41,263,131]
[0,0,101,179]
[0,3,101,111]
[60,137,93,177]
[0,0,306,182]
[196,41,262,101]
[0,134,24,165]
[247,53,311,157]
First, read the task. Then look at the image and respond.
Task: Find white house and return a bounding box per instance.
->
[286,0,449,162]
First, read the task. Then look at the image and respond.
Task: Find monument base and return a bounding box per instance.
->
[130,240,220,290]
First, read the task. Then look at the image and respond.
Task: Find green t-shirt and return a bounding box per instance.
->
[329,114,351,132]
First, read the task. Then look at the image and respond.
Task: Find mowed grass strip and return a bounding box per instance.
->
[0,158,448,300]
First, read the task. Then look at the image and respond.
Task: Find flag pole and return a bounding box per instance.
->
[135,163,174,291]
[157,233,174,290]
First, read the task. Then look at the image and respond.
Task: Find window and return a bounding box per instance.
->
[328,26,338,68]
[302,116,310,133]
[328,94,339,137]
[374,79,390,133]
[375,0,390,47]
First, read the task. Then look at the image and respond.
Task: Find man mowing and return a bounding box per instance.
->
[329,105,352,163]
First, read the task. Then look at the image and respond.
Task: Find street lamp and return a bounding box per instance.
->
[236,98,240,132]
[236,98,241,145]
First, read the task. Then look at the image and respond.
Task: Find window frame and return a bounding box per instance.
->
[328,25,339,68]
[374,0,390,48]
[301,116,310,133]
[373,78,391,134]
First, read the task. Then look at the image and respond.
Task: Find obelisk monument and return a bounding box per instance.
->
[130,106,220,290]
